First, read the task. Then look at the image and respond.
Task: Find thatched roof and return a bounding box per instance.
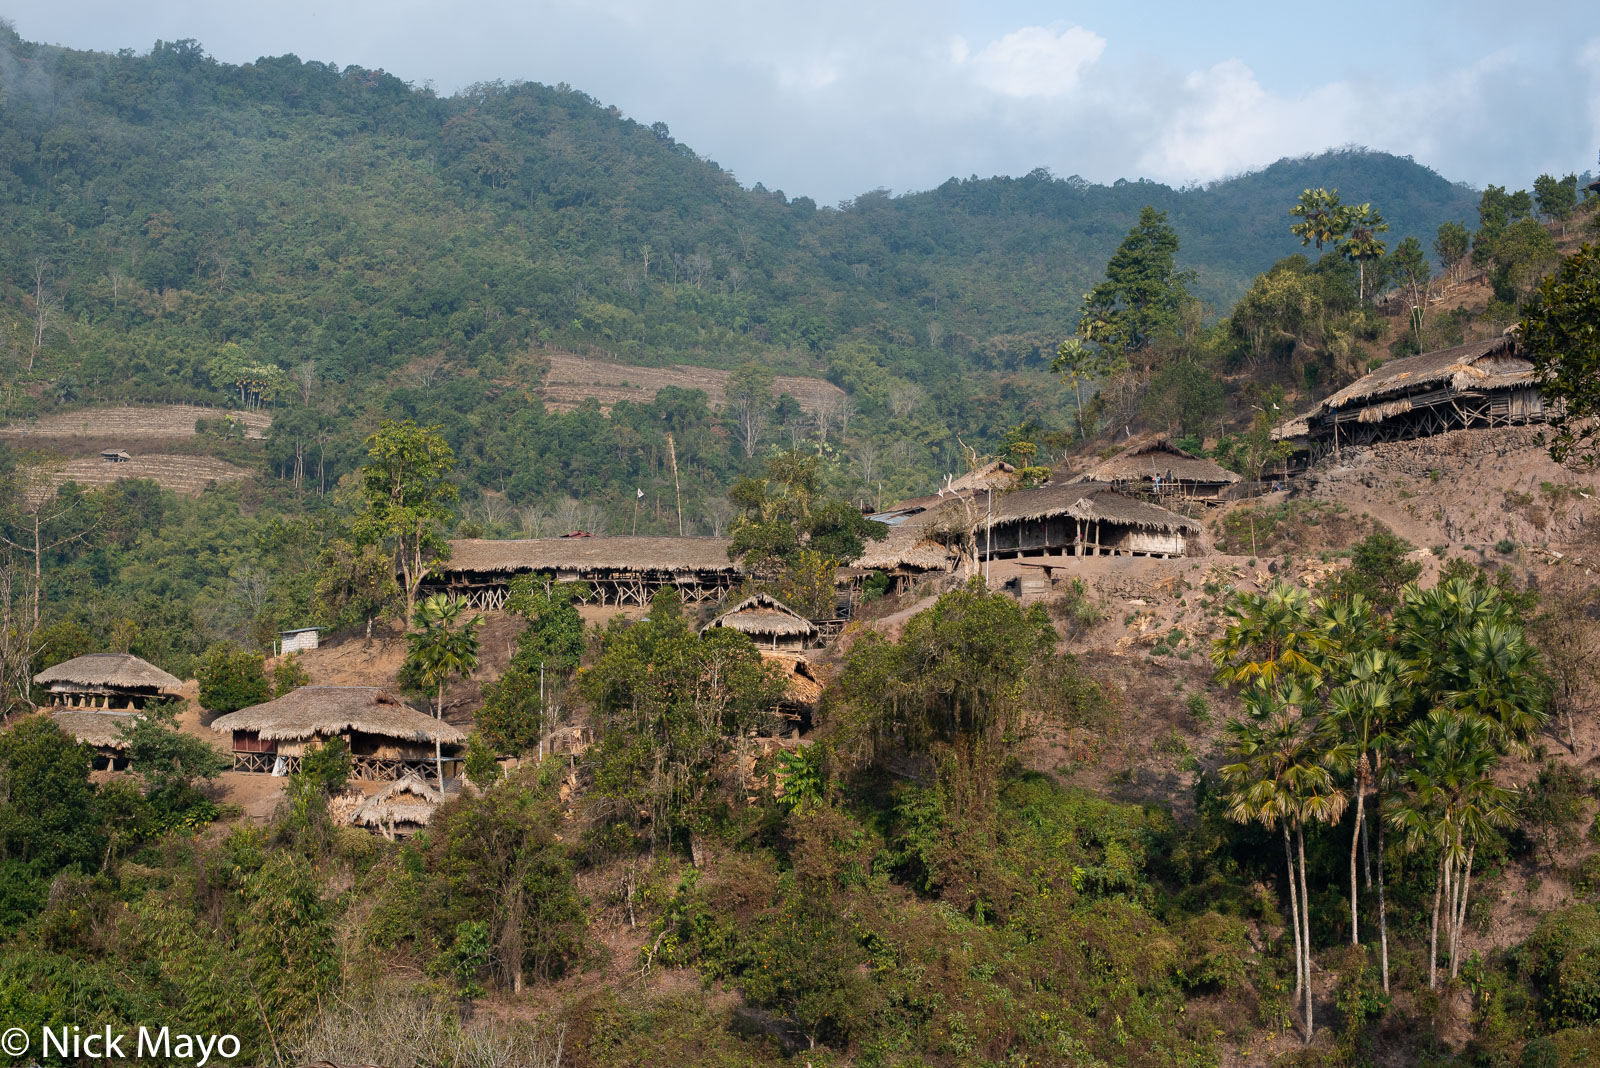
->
[762,652,824,706]
[350,771,444,829]
[1078,439,1241,485]
[1271,412,1313,442]
[51,709,141,750]
[1314,335,1532,415]
[34,653,183,693]
[703,592,818,638]
[442,536,739,574]
[945,460,1016,494]
[209,686,467,744]
[854,493,976,572]
[993,485,1200,534]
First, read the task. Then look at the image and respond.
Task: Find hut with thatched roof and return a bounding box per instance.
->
[49,709,142,769]
[427,536,742,610]
[209,685,466,780]
[33,653,183,712]
[983,485,1200,560]
[1300,334,1546,448]
[702,592,820,651]
[1073,439,1242,502]
[855,492,979,592]
[349,772,445,839]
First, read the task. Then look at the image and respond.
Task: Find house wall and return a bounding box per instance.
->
[280,631,320,654]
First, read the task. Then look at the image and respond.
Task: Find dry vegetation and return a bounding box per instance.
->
[540,353,845,415]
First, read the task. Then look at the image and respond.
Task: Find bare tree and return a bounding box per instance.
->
[518,505,553,538]
[1,471,94,627]
[726,263,746,295]
[639,244,652,279]
[854,441,881,489]
[811,392,841,444]
[28,259,62,373]
[0,568,44,716]
[888,380,924,419]
[295,360,318,406]
[703,496,734,537]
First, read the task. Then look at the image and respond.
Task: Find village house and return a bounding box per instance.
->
[427,535,742,609]
[346,771,445,840]
[209,685,466,781]
[1070,439,1243,503]
[701,591,821,651]
[1284,333,1546,451]
[981,485,1199,560]
[855,491,982,592]
[33,653,185,770]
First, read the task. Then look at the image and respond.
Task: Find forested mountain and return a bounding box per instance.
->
[0,27,1475,485]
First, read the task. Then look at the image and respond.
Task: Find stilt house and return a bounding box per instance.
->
[982,486,1199,560]
[701,592,820,650]
[33,653,183,712]
[210,685,466,780]
[428,536,741,609]
[1073,439,1242,502]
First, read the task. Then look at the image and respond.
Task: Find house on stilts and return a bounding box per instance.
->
[33,653,185,769]
[981,485,1199,561]
[1071,439,1243,503]
[426,536,742,610]
[210,685,466,781]
[1284,333,1547,453]
[701,592,821,651]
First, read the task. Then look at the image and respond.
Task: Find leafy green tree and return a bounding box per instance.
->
[1141,356,1225,440]
[121,700,227,812]
[0,713,101,871]
[1290,188,1350,251]
[1338,203,1389,304]
[1389,709,1514,988]
[1220,682,1350,1043]
[1435,220,1471,282]
[312,538,401,634]
[1387,236,1432,341]
[271,655,310,697]
[1533,173,1579,233]
[196,644,270,714]
[1080,206,1195,358]
[1051,336,1112,438]
[1490,219,1559,307]
[1523,243,1600,468]
[297,736,351,796]
[506,575,588,676]
[580,589,783,846]
[476,672,546,756]
[404,594,483,787]
[728,449,885,578]
[1326,531,1423,614]
[726,360,775,458]
[352,420,460,619]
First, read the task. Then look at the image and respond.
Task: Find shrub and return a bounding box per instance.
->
[197,644,269,714]
[1523,905,1600,1026]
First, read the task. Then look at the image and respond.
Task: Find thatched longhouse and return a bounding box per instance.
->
[428,536,741,609]
[702,592,820,650]
[855,492,979,592]
[1298,334,1546,448]
[34,653,183,711]
[209,685,466,780]
[1073,439,1242,502]
[983,485,1200,560]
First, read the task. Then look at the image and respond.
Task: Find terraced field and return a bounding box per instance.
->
[540,354,845,415]
[0,405,271,440]
[24,454,253,502]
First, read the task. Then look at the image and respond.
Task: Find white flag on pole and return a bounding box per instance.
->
[636,488,644,499]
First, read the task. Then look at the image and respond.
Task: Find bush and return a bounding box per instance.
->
[197,644,269,713]
[1523,905,1600,1026]
[271,654,310,697]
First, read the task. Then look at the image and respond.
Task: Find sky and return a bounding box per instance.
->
[8,1,1600,202]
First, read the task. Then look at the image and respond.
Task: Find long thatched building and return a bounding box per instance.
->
[982,485,1200,560]
[855,492,980,591]
[209,685,466,781]
[427,536,742,609]
[1073,439,1242,502]
[701,592,820,650]
[1291,334,1546,449]
[34,653,183,711]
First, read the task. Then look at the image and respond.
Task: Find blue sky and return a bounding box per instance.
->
[8,1,1598,201]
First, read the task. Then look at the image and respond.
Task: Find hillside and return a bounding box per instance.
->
[0,28,1478,510]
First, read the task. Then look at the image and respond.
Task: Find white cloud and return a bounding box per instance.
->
[964,25,1106,98]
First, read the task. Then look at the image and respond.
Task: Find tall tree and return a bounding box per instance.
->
[1079,206,1195,359]
[1434,221,1471,283]
[352,420,460,619]
[1338,203,1389,304]
[726,361,775,459]
[404,594,483,788]
[1289,188,1350,252]
[1522,244,1600,468]
[1387,236,1432,341]
[1533,173,1579,234]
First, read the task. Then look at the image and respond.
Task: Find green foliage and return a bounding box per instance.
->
[1324,530,1423,612]
[505,574,588,675]
[1522,243,1600,468]
[728,449,886,574]
[1534,174,1580,227]
[1524,906,1600,1026]
[1291,188,1351,251]
[1436,220,1471,276]
[1080,205,1196,357]
[403,593,483,716]
[353,420,460,615]
[298,736,352,796]
[462,732,503,786]
[0,714,101,873]
[581,589,784,844]
[271,654,310,696]
[196,643,269,713]
[476,670,546,755]
[121,700,227,812]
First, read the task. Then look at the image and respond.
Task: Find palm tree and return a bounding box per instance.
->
[1338,203,1389,304]
[1221,683,1350,1042]
[1389,710,1515,988]
[1212,583,1321,688]
[405,593,483,789]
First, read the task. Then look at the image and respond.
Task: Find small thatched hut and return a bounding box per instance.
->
[428,536,742,609]
[49,709,142,769]
[349,772,444,839]
[983,485,1199,560]
[855,492,980,592]
[1302,334,1545,447]
[1074,439,1242,502]
[33,653,183,711]
[209,685,466,780]
[702,592,820,650]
